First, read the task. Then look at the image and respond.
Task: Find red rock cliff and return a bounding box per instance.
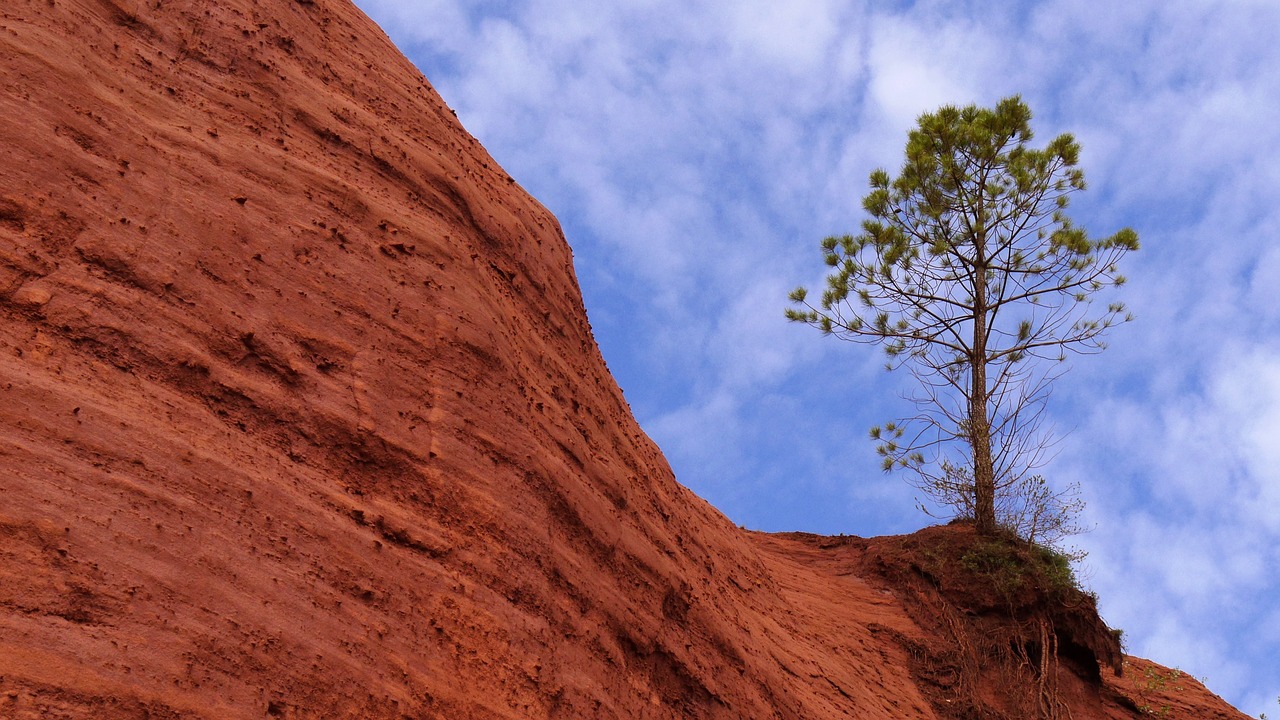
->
[0,1,1249,718]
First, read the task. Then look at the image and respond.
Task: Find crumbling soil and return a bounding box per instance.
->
[755,525,1252,720]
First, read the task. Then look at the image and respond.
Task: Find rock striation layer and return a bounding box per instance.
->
[0,1,1250,718]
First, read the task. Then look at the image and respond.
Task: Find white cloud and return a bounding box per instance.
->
[709,274,828,391]
[866,15,992,129]
[1065,342,1280,713]
[1217,350,1280,533]
[1247,230,1280,328]
[723,0,843,74]
[353,0,472,50]
[470,19,555,100]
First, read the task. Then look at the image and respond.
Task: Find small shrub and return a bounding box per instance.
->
[951,532,1091,612]
[1110,628,1126,652]
[961,539,1027,602]
[1035,544,1083,596]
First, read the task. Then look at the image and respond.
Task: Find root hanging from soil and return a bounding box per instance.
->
[853,523,1123,720]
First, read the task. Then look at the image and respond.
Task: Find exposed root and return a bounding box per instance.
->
[854,524,1123,720]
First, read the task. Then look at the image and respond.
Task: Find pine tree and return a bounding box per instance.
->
[787,96,1138,537]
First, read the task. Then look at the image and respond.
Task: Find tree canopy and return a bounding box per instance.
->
[787,96,1139,538]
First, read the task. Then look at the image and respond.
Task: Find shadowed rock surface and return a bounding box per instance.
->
[0,1,1250,718]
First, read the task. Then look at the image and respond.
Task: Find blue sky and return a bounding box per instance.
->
[351,1,1279,714]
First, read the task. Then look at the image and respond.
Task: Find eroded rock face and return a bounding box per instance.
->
[0,1,929,716]
[0,2,1250,719]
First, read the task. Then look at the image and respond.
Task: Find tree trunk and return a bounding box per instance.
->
[971,369,996,535]
[971,240,997,535]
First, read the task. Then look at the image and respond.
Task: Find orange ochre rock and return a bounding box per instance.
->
[0,1,1250,718]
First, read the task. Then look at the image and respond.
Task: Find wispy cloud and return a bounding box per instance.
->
[356,0,1280,713]
[1064,343,1280,708]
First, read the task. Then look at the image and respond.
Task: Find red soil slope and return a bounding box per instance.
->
[0,1,1249,718]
